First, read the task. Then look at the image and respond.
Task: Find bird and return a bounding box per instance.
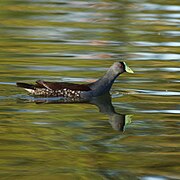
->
[16,62,134,99]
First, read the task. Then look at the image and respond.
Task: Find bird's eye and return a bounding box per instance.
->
[118,63,123,68]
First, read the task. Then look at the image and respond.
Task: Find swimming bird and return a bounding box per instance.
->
[16,62,134,99]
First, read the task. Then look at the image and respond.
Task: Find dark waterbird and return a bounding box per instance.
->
[16,62,134,99]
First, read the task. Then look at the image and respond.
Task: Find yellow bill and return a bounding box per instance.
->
[123,62,134,73]
[123,114,133,132]
[125,115,133,125]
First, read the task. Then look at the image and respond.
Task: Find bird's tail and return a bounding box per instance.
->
[16,82,35,90]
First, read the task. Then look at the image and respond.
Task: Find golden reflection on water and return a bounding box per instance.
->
[0,0,180,179]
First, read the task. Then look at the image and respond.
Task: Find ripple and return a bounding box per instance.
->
[32,122,52,125]
[131,52,180,60]
[0,82,16,85]
[135,89,180,96]
[164,31,180,37]
[17,109,49,113]
[45,39,121,46]
[32,11,114,24]
[134,67,180,72]
[13,65,107,72]
[132,41,180,47]
[139,110,180,114]
[21,52,118,59]
[142,3,180,11]
[141,175,170,180]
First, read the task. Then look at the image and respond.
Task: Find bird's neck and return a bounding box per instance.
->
[89,68,120,96]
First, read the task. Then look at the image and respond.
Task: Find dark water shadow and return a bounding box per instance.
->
[17,93,132,132]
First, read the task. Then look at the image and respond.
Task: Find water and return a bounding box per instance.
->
[0,0,180,179]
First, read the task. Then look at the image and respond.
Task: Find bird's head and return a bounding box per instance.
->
[112,62,134,74]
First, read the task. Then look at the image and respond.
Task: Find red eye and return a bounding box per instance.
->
[119,63,123,68]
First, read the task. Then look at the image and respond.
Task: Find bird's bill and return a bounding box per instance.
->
[125,115,133,125]
[123,114,133,132]
[124,62,134,73]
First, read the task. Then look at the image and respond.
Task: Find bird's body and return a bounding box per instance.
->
[17,80,91,98]
[16,62,133,99]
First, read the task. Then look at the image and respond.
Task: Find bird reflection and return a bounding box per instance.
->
[88,93,132,132]
[21,93,132,132]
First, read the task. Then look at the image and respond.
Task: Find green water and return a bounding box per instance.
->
[0,0,180,179]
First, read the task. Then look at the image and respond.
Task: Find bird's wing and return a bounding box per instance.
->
[36,80,91,91]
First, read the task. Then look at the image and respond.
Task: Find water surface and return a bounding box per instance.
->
[0,0,180,179]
